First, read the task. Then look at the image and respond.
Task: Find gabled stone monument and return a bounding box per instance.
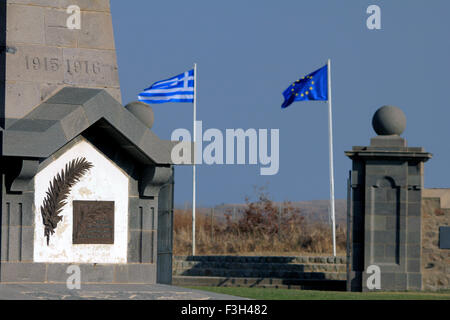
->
[0,0,177,284]
[345,106,432,291]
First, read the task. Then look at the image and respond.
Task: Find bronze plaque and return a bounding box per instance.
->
[73,201,114,244]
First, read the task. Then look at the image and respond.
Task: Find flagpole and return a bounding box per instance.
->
[192,63,197,256]
[327,58,337,257]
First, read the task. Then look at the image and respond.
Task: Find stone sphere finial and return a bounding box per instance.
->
[372,105,406,136]
[125,101,154,129]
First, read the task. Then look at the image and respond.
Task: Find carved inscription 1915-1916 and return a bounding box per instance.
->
[25,55,101,75]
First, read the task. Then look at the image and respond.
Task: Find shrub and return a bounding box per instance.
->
[173,187,346,256]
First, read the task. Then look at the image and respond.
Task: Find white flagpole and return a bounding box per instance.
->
[192,63,197,256]
[327,58,337,257]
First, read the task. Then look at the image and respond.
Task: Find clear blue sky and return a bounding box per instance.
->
[110,0,450,207]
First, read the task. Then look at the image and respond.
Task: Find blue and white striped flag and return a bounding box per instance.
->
[138,69,195,104]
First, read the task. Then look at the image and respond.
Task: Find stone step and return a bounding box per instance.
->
[174,255,347,265]
[173,261,346,273]
[173,267,346,280]
[173,276,347,291]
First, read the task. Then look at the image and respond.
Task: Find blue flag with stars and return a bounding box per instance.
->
[281,64,328,109]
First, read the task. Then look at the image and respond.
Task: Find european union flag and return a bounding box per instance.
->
[281,64,328,109]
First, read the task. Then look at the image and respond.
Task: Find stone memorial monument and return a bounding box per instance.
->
[0,0,177,285]
[346,106,432,291]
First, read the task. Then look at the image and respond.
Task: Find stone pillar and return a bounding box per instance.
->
[345,106,432,291]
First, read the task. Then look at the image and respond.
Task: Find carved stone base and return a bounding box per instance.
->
[0,262,156,284]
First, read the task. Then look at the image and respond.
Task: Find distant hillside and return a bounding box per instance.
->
[176,199,347,227]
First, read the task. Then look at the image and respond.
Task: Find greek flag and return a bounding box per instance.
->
[138,69,194,104]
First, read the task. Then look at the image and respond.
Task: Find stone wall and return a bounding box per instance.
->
[421,189,450,291]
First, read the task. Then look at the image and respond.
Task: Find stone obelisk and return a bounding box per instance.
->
[1,0,121,128]
[0,1,176,285]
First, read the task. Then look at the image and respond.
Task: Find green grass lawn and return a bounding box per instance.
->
[187,286,450,300]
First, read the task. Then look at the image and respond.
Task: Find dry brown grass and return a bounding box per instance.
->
[174,189,346,256]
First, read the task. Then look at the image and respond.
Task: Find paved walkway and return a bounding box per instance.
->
[0,283,244,300]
